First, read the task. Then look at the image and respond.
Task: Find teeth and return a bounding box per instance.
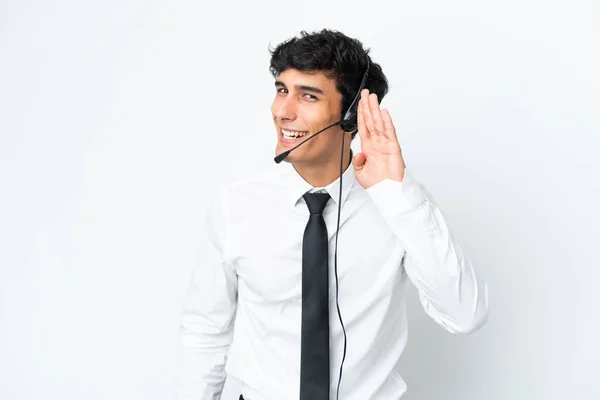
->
[282,129,308,138]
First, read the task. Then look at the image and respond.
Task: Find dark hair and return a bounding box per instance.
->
[269,29,389,140]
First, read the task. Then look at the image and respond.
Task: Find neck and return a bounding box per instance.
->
[292,147,353,188]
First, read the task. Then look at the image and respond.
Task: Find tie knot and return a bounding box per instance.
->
[303,192,330,215]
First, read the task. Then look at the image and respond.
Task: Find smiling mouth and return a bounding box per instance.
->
[280,128,309,139]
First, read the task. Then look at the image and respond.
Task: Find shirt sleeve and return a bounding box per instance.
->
[366,167,489,334]
[175,186,238,399]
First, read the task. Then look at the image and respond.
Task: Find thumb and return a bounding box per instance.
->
[352,152,366,170]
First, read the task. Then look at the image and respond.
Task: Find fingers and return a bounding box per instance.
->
[381,108,396,138]
[352,152,366,170]
[359,89,395,139]
[357,93,369,141]
[360,89,377,137]
[368,93,386,136]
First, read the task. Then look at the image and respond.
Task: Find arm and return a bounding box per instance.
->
[175,187,238,399]
[367,168,489,334]
[353,88,488,335]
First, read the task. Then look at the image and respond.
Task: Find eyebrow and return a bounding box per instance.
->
[275,80,325,95]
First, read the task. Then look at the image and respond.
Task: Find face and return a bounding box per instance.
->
[272,69,348,166]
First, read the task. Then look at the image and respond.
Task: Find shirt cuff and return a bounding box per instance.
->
[366,167,427,218]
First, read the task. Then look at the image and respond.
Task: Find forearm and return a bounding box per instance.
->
[395,201,489,334]
[367,168,489,334]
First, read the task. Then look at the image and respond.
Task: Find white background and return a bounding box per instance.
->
[1,1,599,399]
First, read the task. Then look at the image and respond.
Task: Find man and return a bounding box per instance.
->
[176,29,489,400]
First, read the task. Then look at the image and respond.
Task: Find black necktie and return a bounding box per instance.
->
[300,191,331,400]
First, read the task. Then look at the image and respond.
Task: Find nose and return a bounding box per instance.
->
[274,95,297,122]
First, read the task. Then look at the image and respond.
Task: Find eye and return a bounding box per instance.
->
[303,93,318,100]
[277,88,288,94]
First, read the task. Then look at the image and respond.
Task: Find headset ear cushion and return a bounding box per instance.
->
[340,112,358,132]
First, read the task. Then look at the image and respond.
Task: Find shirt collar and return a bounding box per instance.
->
[280,149,356,209]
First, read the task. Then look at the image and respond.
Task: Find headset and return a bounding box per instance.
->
[274,58,370,399]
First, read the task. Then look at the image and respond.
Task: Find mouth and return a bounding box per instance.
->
[279,128,310,144]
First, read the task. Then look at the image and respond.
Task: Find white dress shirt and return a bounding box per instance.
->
[176,158,489,400]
